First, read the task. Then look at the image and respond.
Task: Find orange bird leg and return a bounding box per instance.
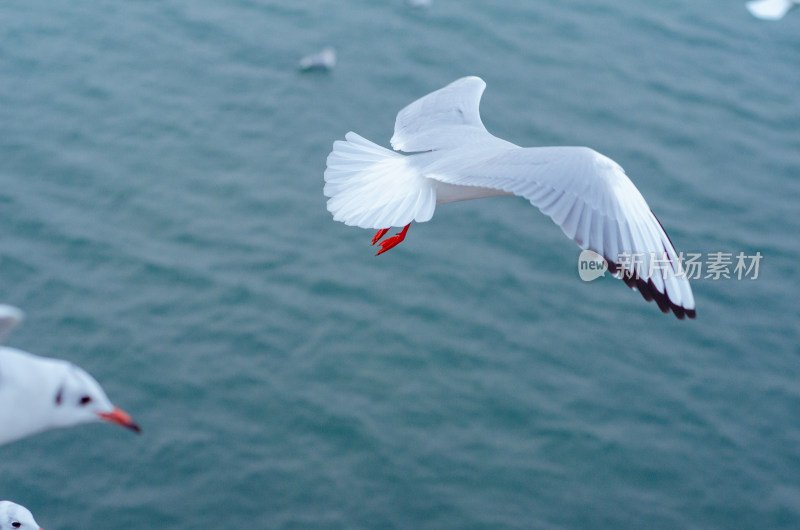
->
[375,224,411,256]
[371,228,390,245]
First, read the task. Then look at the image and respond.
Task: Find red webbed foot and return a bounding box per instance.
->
[371,228,390,245]
[374,224,411,256]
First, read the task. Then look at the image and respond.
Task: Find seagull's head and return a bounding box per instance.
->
[51,362,140,434]
[0,501,42,530]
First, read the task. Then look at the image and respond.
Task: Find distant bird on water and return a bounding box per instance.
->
[0,501,42,530]
[323,76,696,319]
[0,305,140,446]
[299,47,336,72]
[746,0,798,19]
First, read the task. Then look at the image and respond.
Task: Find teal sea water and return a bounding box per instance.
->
[1,0,799,528]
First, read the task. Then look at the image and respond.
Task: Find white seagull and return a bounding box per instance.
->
[0,501,42,530]
[299,47,336,72]
[746,0,798,19]
[323,76,696,319]
[0,305,140,446]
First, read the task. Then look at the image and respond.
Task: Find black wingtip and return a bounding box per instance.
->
[608,260,695,320]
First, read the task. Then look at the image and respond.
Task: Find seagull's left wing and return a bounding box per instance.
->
[391,76,509,152]
[427,146,696,319]
[0,305,24,344]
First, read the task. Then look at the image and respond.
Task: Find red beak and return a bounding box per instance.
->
[98,407,141,433]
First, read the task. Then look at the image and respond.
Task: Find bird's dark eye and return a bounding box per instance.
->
[79,395,93,405]
[12,522,21,528]
[55,386,64,405]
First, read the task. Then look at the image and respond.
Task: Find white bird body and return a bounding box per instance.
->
[0,501,41,530]
[0,305,140,446]
[299,47,336,71]
[324,76,696,318]
[1,347,73,440]
[746,0,798,19]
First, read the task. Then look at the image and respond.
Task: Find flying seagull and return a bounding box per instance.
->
[0,501,42,530]
[746,0,798,19]
[323,76,696,319]
[0,305,140,446]
[299,47,336,72]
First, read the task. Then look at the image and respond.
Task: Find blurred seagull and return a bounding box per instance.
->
[0,305,140,446]
[746,0,798,19]
[0,501,42,530]
[408,0,432,8]
[299,47,336,72]
[323,76,697,319]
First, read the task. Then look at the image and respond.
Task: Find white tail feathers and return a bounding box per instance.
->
[324,132,436,229]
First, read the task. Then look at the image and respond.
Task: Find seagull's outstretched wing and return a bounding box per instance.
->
[427,146,696,318]
[746,0,796,19]
[391,76,509,152]
[0,305,24,344]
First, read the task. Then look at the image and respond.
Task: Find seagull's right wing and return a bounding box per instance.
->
[0,305,24,344]
[746,0,795,20]
[391,76,508,152]
[427,146,696,319]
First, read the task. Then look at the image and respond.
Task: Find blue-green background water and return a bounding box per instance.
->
[1,0,799,528]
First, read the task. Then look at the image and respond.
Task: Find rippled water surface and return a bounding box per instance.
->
[1,1,799,528]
